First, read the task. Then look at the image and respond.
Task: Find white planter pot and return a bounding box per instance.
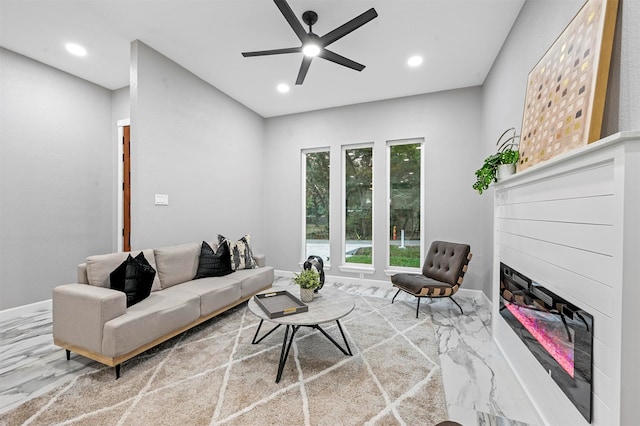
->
[497,163,516,181]
[300,288,314,303]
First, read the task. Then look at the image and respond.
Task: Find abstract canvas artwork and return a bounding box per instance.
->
[518,0,618,172]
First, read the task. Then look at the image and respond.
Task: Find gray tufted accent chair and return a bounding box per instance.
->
[391,241,472,317]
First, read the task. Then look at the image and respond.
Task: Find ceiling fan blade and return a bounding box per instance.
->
[274,0,308,42]
[296,56,313,85]
[319,8,378,47]
[242,47,301,57]
[318,49,365,72]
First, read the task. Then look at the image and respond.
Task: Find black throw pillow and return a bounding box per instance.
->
[194,241,233,279]
[110,252,156,307]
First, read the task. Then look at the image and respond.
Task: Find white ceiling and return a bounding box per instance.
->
[0,0,524,118]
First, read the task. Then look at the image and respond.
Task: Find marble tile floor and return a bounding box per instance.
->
[0,276,542,425]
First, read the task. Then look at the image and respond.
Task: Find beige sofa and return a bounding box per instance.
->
[52,241,274,378]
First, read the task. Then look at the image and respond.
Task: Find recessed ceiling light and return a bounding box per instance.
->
[407,55,423,67]
[277,83,290,93]
[65,43,87,57]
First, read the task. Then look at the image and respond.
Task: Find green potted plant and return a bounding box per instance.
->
[293,269,321,302]
[473,128,520,194]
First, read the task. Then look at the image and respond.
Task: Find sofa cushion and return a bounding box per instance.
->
[86,249,161,292]
[109,253,156,307]
[154,242,201,289]
[219,234,257,271]
[194,241,233,279]
[177,276,242,317]
[101,286,200,358]
[232,266,275,298]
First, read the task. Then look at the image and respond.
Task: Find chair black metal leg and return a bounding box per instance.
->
[65,349,70,361]
[391,288,401,303]
[416,297,421,318]
[559,312,572,342]
[449,296,464,315]
[576,311,590,331]
[115,364,121,380]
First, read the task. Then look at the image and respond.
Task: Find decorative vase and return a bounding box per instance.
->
[497,163,516,181]
[300,288,314,303]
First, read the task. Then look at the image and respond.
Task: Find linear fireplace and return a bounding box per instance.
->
[499,263,594,423]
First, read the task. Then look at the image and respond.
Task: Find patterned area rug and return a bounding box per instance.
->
[2,291,448,425]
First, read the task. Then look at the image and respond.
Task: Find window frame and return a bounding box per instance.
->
[301,147,331,266]
[385,138,425,273]
[340,143,375,268]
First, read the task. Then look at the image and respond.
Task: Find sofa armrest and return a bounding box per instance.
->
[254,254,266,268]
[77,263,89,284]
[53,284,126,355]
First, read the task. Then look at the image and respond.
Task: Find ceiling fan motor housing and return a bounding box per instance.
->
[302,10,318,27]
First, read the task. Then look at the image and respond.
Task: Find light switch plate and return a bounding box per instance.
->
[155,194,169,206]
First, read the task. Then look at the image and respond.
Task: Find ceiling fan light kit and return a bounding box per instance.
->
[302,42,320,57]
[242,0,378,85]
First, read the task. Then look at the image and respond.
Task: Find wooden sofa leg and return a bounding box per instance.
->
[65,349,70,361]
[115,364,121,380]
[449,297,464,315]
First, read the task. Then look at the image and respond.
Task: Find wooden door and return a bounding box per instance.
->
[123,126,131,251]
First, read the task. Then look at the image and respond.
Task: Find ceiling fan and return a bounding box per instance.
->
[242,0,378,85]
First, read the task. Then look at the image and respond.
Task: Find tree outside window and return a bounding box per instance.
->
[304,150,330,262]
[389,141,422,268]
[344,147,373,264]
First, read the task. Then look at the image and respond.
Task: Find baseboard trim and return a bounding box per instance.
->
[275,270,491,302]
[0,299,52,322]
[276,270,391,288]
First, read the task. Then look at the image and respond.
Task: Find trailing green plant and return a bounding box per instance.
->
[292,269,321,290]
[473,128,521,194]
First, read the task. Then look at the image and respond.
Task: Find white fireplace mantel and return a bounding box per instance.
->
[492,131,640,425]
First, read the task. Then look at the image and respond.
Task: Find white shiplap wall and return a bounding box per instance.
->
[492,132,640,425]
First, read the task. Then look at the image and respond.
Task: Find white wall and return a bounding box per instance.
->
[479,0,640,298]
[0,48,114,310]
[263,88,484,288]
[129,41,267,251]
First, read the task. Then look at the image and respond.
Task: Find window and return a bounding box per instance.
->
[303,149,330,263]
[344,146,373,264]
[388,139,423,268]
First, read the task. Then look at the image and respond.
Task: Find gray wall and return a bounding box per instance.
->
[129,41,267,251]
[2,1,638,310]
[602,0,640,134]
[111,87,130,124]
[263,88,484,288]
[0,48,114,310]
[479,0,640,298]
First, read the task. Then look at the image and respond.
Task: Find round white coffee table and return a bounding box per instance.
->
[248,286,355,383]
